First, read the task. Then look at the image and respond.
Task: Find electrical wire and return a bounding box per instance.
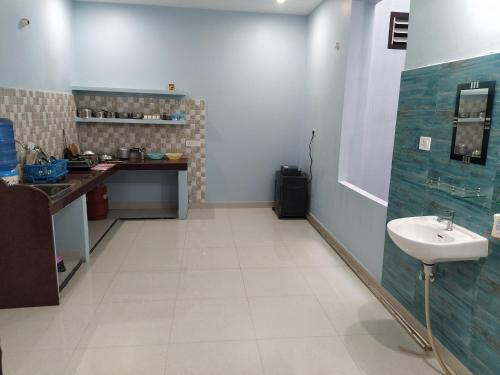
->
[309,130,316,182]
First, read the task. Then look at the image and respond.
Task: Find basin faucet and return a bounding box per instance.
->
[437,209,455,231]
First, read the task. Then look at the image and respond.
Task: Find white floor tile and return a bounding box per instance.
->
[187,218,232,232]
[102,271,179,302]
[287,238,345,267]
[343,326,441,375]
[120,243,184,271]
[59,272,115,307]
[249,296,336,339]
[166,341,263,375]
[237,246,295,268]
[233,230,284,248]
[185,231,235,248]
[317,295,396,336]
[300,267,375,301]
[258,337,361,375]
[183,247,239,269]
[1,209,444,375]
[243,268,313,297]
[3,349,73,375]
[134,230,186,249]
[78,300,174,348]
[178,269,245,298]
[170,298,255,342]
[67,346,167,375]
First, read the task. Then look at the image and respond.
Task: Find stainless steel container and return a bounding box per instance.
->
[129,147,141,159]
[77,108,93,118]
[118,147,130,159]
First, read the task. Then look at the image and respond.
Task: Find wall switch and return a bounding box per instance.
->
[186,140,201,147]
[419,136,432,151]
[492,214,500,239]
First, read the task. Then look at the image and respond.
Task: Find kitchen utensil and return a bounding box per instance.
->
[69,143,79,157]
[166,152,183,160]
[62,129,72,159]
[77,108,93,118]
[106,111,117,118]
[94,110,107,118]
[98,154,114,162]
[118,147,130,159]
[129,147,142,159]
[118,112,130,119]
[132,112,143,119]
[147,152,165,160]
[82,150,99,163]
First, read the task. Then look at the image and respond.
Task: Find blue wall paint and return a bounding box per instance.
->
[105,171,178,207]
[72,2,307,203]
[300,0,388,281]
[382,54,500,375]
[0,0,73,92]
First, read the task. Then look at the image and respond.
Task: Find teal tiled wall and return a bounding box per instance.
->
[382,54,500,375]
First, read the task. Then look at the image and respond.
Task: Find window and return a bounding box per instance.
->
[388,12,409,50]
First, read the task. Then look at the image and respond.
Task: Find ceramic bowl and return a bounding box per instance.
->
[166,152,183,160]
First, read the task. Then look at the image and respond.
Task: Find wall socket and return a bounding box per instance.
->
[186,140,201,147]
[419,136,432,151]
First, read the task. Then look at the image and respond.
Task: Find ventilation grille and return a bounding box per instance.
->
[388,12,409,50]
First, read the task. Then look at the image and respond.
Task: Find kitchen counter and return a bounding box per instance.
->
[45,158,188,214]
[0,157,190,309]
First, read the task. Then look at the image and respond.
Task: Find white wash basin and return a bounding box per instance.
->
[387,216,488,264]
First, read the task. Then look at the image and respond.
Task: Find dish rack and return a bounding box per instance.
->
[24,159,68,183]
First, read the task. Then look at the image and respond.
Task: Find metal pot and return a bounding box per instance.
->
[77,108,93,118]
[129,147,141,159]
[94,110,106,119]
[82,150,99,163]
[118,147,130,159]
[118,112,130,119]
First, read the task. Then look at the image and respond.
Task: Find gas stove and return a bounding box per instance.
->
[67,156,97,170]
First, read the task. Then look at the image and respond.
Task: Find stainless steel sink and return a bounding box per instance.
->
[29,183,72,199]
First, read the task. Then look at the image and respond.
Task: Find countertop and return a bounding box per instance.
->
[36,158,188,214]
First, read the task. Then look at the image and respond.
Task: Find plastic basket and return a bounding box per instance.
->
[24,159,68,183]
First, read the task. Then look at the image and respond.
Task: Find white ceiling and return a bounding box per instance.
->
[74,0,325,15]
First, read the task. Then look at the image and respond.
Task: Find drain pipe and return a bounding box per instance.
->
[423,264,456,375]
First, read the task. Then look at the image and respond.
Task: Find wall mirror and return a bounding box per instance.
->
[450,81,496,165]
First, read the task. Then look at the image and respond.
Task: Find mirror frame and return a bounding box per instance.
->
[450,80,496,165]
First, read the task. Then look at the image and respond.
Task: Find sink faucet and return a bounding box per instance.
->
[437,209,455,231]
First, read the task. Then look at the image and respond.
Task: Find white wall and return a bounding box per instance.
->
[0,0,73,91]
[339,0,409,202]
[302,0,388,281]
[406,0,500,70]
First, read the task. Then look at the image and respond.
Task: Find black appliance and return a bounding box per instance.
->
[273,168,308,219]
[281,165,301,176]
[67,156,96,170]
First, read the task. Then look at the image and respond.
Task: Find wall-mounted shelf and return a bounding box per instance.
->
[75,117,186,125]
[457,118,487,123]
[425,177,486,198]
[71,86,188,97]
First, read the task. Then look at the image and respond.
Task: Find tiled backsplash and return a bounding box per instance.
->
[382,54,500,375]
[0,87,77,161]
[75,95,206,203]
[0,87,206,203]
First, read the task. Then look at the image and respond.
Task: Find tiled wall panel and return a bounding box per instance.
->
[382,54,500,375]
[0,87,77,164]
[75,95,206,203]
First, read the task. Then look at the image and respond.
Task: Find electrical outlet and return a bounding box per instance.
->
[419,136,431,151]
[186,140,201,147]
